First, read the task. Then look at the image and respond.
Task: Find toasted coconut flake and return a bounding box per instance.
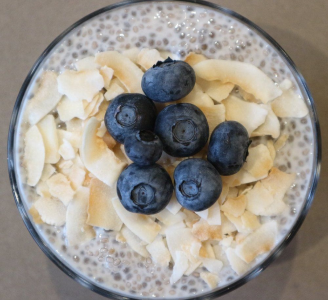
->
[261,167,296,202]
[81,93,104,120]
[274,134,289,151]
[235,221,277,263]
[34,197,66,226]
[89,93,105,117]
[238,185,253,196]
[221,195,247,217]
[68,166,86,191]
[184,52,207,66]
[121,226,149,258]
[200,272,219,289]
[81,118,127,186]
[112,197,161,244]
[72,154,86,170]
[221,212,237,235]
[239,88,258,103]
[185,261,203,276]
[272,89,308,118]
[40,164,56,182]
[102,132,117,149]
[57,129,82,149]
[246,182,275,215]
[223,95,268,135]
[57,159,73,172]
[166,193,182,215]
[37,115,60,164]
[104,82,125,101]
[192,219,222,241]
[75,56,100,71]
[94,100,109,121]
[193,60,282,103]
[146,235,171,267]
[178,83,214,107]
[115,232,126,243]
[166,227,200,263]
[24,125,45,186]
[207,201,222,226]
[46,173,75,206]
[218,183,229,205]
[267,140,276,161]
[224,212,248,233]
[122,47,140,63]
[220,236,234,248]
[66,118,83,133]
[195,209,209,220]
[260,199,287,216]
[159,221,186,236]
[213,244,229,266]
[29,206,43,224]
[36,181,51,198]
[57,69,104,102]
[246,181,274,216]
[87,178,122,231]
[225,248,249,275]
[95,51,144,93]
[99,66,114,89]
[192,219,210,241]
[170,251,189,284]
[66,187,95,246]
[57,97,85,122]
[198,244,210,258]
[235,232,250,244]
[227,187,238,198]
[204,81,234,103]
[243,144,273,180]
[241,211,260,231]
[202,258,223,275]
[154,209,186,226]
[279,78,293,91]
[183,209,201,228]
[198,104,225,135]
[137,48,163,70]
[222,169,257,188]
[190,241,202,258]
[26,71,62,125]
[59,139,76,160]
[252,104,280,138]
[204,241,216,259]
[96,121,107,138]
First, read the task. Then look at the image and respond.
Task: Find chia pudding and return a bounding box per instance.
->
[12,1,316,299]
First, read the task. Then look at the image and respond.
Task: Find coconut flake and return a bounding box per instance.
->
[26,71,62,125]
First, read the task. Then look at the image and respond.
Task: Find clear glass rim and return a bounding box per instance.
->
[7,0,321,299]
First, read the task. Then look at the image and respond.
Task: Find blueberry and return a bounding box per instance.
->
[117,163,173,214]
[174,158,222,211]
[124,130,163,165]
[141,58,196,102]
[207,121,251,176]
[105,93,157,143]
[154,103,209,157]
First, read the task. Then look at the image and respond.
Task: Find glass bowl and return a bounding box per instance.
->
[7,0,321,299]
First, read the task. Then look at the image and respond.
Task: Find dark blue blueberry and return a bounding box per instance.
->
[105,93,157,143]
[207,121,251,176]
[117,163,173,214]
[124,130,163,166]
[154,103,209,157]
[141,58,196,102]
[174,158,222,211]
